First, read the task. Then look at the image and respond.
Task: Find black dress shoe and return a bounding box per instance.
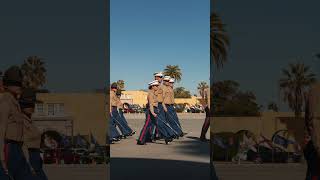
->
[165,139,169,145]
[172,135,178,139]
[200,138,208,142]
[137,141,145,145]
[165,138,173,144]
[180,132,187,137]
[112,138,120,142]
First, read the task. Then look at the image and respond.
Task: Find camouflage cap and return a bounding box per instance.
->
[3,66,23,87]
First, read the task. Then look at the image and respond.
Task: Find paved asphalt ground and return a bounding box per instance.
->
[111,116,210,180]
[43,164,109,180]
[41,115,307,180]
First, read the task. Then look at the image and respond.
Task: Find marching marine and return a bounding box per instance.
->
[109,83,121,143]
[116,89,135,137]
[163,76,183,137]
[20,88,48,180]
[0,66,34,180]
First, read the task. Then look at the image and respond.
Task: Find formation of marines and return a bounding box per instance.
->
[0,66,47,180]
[137,72,185,145]
[108,72,185,145]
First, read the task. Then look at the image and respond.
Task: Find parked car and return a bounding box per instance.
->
[123,103,136,113]
[61,149,80,164]
[43,149,56,164]
[190,107,203,113]
[123,103,145,113]
[174,104,186,113]
[131,104,144,113]
[124,108,135,113]
[73,148,89,156]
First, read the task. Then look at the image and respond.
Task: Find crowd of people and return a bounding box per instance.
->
[0,66,47,180]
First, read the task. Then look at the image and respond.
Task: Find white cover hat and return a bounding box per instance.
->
[154,72,164,77]
[148,80,159,86]
[163,76,171,81]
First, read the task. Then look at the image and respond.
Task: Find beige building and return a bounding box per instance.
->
[121,90,202,107]
[208,84,320,147]
[34,93,107,145]
[210,111,306,145]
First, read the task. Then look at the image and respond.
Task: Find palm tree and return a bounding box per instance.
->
[21,56,47,89]
[174,87,191,98]
[117,80,125,90]
[163,65,182,82]
[280,63,316,117]
[211,12,230,69]
[267,102,279,112]
[197,81,209,104]
[210,12,230,113]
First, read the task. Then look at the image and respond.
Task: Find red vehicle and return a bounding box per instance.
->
[123,103,136,113]
[43,149,60,164]
[43,148,81,164]
[123,108,135,113]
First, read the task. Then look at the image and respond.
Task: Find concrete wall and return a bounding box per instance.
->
[36,93,107,144]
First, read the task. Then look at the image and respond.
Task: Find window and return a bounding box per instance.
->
[36,103,44,114]
[58,103,64,114]
[55,103,64,115]
[48,103,54,116]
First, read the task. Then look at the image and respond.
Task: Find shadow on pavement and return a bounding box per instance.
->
[110,158,210,180]
[172,136,210,158]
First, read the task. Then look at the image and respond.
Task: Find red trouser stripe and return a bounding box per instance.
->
[139,113,151,142]
[4,144,9,165]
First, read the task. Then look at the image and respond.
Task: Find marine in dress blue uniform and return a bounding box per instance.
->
[137,81,159,145]
[109,83,121,143]
[163,76,182,138]
[116,90,135,137]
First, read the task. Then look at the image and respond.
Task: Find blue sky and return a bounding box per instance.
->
[0,0,106,92]
[214,0,320,111]
[110,0,210,94]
